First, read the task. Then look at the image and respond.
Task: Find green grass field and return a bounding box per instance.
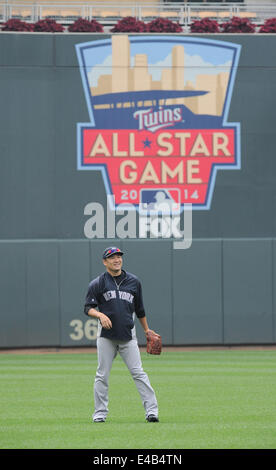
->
[1,349,276,449]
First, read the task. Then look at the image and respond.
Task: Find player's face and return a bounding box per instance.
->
[103,254,123,275]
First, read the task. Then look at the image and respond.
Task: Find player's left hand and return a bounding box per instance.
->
[146,330,162,355]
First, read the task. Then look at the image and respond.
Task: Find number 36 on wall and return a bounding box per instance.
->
[69,319,98,341]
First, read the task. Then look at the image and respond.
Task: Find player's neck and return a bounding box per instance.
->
[107,268,122,277]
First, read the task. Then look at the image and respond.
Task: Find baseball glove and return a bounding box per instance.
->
[146,330,162,355]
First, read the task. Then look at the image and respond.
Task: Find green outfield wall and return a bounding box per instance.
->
[0,33,276,347]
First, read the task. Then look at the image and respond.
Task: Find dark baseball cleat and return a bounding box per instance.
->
[146,415,159,422]
[93,418,105,423]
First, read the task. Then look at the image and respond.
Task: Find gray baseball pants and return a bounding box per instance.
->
[93,336,158,421]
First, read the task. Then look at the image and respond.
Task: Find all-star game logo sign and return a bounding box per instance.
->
[76,36,241,212]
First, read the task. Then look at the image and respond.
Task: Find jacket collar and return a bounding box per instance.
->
[105,269,128,280]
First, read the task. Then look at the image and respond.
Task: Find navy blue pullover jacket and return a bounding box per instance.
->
[84,270,146,341]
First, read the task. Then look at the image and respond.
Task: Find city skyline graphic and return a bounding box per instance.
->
[86,35,232,117]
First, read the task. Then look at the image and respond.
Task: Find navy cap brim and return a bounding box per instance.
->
[103,247,124,259]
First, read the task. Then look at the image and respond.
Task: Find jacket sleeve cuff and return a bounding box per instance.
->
[136,311,146,319]
[84,304,97,316]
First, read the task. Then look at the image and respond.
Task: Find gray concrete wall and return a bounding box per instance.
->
[0,238,275,347]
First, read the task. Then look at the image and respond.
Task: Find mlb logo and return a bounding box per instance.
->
[139,188,181,215]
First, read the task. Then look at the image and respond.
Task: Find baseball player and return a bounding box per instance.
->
[84,246,159,423]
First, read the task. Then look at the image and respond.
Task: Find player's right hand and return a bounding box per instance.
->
[98,313,112,329]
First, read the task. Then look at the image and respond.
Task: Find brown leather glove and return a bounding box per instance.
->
[146,330,162,355]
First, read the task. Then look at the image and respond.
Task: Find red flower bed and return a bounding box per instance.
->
[190,18,220,33]
[68,18,104,33]
[221,16,256,33]
[33,18,65,33]
[1,19,34,31]
[259,18,276,33]
[147,17,182,33]
[110,16,147,33]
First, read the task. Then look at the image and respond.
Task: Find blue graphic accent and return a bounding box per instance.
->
[143,138,152,148]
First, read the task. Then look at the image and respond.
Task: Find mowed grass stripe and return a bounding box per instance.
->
[1,351,276,449]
